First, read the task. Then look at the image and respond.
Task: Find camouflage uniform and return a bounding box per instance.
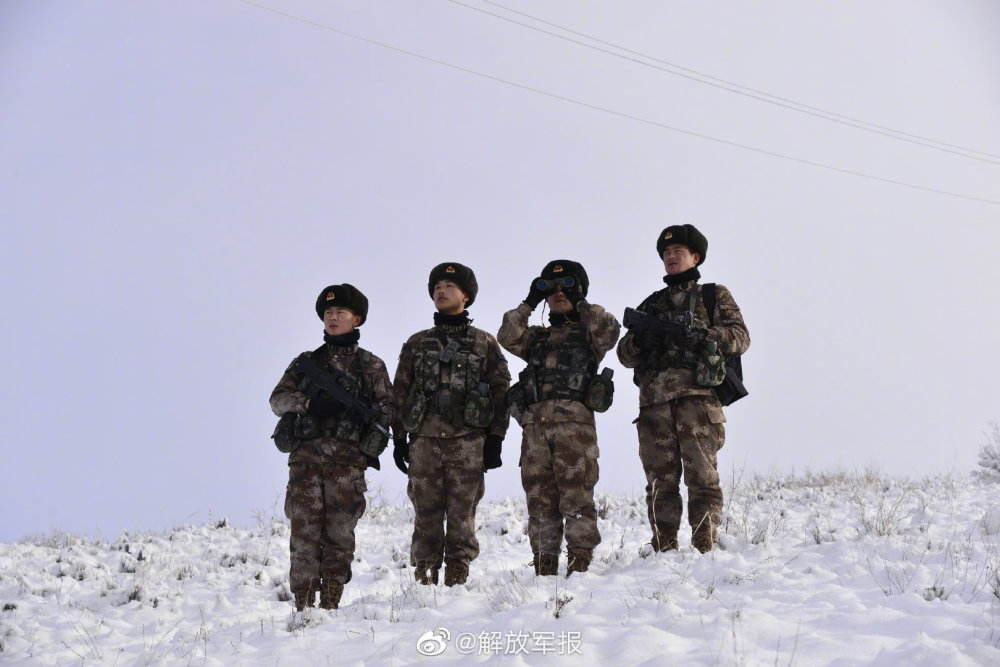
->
[498,300,620,574]
[617,280,749,551]
[270,341,394,607]
[393,321,510,581]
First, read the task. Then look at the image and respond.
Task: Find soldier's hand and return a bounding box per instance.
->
[393,437,410,474]
[483,434,503,471]
[524,278,548,309]
[681,327,707,346]
[636,328,666,350]
[306,393,342,418]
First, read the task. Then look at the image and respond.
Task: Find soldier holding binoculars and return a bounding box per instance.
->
[498,260,620,577]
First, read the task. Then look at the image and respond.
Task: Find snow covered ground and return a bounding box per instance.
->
[3,470,1000,665]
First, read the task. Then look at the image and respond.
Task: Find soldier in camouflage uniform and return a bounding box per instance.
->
[269,284,395,610]
[617,226,750,553]
[392,263,511,587]
[498,260,620,577]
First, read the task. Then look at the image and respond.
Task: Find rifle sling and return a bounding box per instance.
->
[702,283,717,326]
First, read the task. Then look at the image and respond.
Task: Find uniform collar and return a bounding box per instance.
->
[663,266,701,287]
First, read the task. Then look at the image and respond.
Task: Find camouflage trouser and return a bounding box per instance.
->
[284,462,367,592]
[635,395,726,547]
[407,432,486,569]
[520,421,601,556]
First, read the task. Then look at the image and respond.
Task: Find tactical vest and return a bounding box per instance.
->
[405,326,493,430]
[635,286,709,379]
[524,325,597,404]
[296,346,371,443]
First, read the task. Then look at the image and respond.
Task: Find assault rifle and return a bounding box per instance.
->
[622,305,705,346]
[290,353,390,441]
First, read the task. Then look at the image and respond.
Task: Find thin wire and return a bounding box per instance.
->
[235,0,1000,206]
[460,0,1000,164]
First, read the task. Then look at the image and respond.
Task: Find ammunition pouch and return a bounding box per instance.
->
[695,342,726,388]
[404,383,495,433]
[583,368,615,412]
[448,349,484,394]
[271,412,302,453]
[402,385,426,434]
[463,382,494,429]
[332,413,363,443]
[506,382,527,426]
[272,411,340,452]
[359,412,391,458]
[518,365,540,405]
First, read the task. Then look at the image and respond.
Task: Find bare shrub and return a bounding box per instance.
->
[975,422,1000,480]
[550,592,573,619]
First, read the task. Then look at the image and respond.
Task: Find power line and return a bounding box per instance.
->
[235,0,1000,206]
[460,0,1000,165]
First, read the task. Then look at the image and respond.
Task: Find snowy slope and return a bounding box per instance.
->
[2,471,1000,665]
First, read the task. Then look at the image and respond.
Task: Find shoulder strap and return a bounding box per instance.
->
[353,348,371,395]
[469,327,490,356]
[637,287,669,312]
[306,344,367,392]
[702,283,717,327]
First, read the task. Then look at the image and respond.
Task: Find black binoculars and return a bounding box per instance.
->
[535,276,576,291]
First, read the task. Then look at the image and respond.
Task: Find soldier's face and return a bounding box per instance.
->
[662,244,701,275]
[546,288,573,314]
[432,280,469,315]
[323,307,361,336]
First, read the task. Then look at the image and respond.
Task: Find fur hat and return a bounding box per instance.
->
[539,259,589,297]
[427,262,478,307]
[656,225,708,265]
[315,284,369,325]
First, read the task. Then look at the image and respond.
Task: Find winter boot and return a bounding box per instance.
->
[565,548,592,577]
[691,528,716,553]
[414,563,439,585]
[533,553,559,576]
[444,560,469,587]
[691,514,718,553]
[651,530,679,552]
[292,586,316,611]
[319,581,344,610]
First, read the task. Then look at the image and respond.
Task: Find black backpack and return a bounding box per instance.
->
[702,283,748,406]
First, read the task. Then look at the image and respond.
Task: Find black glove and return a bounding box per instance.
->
[483,434,503,471]
[393,437,410,474]
[635,328,667,351]
[306,394,342,418]
[524,278,548,309]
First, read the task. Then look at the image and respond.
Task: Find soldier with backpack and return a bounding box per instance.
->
[617,226,750,552]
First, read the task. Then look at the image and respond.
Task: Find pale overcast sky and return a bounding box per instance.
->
[2,1,998,542]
